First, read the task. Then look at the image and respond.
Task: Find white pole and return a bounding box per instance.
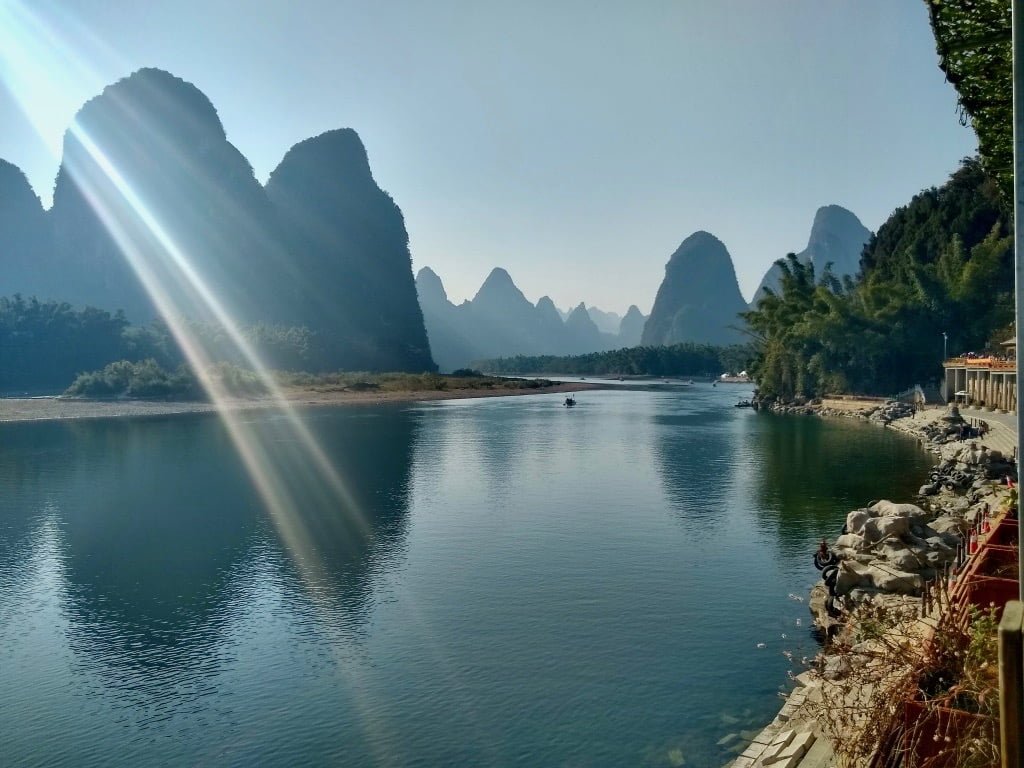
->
[1014,0,1024,601]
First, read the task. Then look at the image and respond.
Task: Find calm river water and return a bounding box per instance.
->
[0,384,932,766]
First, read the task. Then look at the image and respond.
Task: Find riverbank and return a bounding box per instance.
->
[727,402,1018,768]
[0,381,602,424]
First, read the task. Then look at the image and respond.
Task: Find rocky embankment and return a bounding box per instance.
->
[807,404,1013,631]
[727,402,1017,767]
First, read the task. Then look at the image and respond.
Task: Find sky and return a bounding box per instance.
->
[0,1,978,315]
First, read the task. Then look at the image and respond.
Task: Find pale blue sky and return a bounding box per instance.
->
[0,1,977,314]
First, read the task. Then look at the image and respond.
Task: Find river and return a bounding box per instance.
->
[0,383,933,766]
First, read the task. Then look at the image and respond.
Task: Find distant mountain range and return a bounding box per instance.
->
[415,267,646,371]
[0,69,874,374]
[0,68,434,372]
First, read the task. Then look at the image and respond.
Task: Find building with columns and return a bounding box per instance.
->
[942,339,1017,412]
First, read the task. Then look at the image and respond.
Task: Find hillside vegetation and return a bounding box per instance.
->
[745,159,1011,399]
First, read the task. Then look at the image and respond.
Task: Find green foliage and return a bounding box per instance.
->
[0,295,130,392]
[745,159,1013,399]
[64,359,201,400]
[927,0,1011,204]
[475,343,754,377]
[275,370,555,393]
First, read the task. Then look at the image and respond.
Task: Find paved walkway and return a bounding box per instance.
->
[902,405,1019,459]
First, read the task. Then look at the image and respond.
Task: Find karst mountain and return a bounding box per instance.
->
[0,68,434,372]
[751,205,871,307]
[641,231,748,347]
[416,267,644,371]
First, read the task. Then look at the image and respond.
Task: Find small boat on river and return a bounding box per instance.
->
[564,395,577,407]
[734,399,753,408]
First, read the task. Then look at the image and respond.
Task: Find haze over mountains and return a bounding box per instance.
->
[415,266,647,371]
[0,69,875,376]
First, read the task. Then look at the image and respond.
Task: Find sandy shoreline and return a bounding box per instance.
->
[0,381,603,424]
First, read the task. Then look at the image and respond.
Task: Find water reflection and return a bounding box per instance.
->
[746,414,934,545]
[650,392,740,528]
[0,407,419,683]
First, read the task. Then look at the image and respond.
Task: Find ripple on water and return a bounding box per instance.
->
[0,389,933,766]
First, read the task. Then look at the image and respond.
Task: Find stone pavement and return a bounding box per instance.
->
[896,405,1018,460]
[725,673,833,768]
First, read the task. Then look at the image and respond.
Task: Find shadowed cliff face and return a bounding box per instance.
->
[0,161,52,299]
[1,68,436,373]
[266,129,435,372]
[751,205,871,307]
[49,68,285,325]
[641,231,747,347]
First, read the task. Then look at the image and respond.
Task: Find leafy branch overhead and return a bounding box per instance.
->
[927,0,1012,203]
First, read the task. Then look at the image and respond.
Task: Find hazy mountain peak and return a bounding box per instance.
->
[473,267,529,306]
[0,159,42,211]
[481,267,515,288]
[76,67,227,144]
[641,230,746,346]
[566,302,596,328]
[416,266,449,304]
[269,128,374,191]
[586,305,622,334]
[751,204,871,306]
[618,305,647,346]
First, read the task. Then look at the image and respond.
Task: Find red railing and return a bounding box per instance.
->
[944,357,1016,371]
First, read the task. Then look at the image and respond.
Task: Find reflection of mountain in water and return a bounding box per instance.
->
[651,406,736,522]
[0,408,419,688]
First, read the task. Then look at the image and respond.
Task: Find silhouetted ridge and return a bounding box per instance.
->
[416,267,477,372]
[50,67,281,323]
[0,160,51,299]
[266,129,434,371]
[415,266,449,305]
[641,231,746,346]
[415,267,637,370]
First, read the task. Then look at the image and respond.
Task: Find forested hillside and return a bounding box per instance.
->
[743,0,1013,401]
[744,159,1011,399]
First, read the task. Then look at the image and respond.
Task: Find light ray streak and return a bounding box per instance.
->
[65,108,402,768]
[0,3,428,758]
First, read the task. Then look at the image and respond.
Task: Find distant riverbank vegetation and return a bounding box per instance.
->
[62,359,557,401]
[475,343,754,377]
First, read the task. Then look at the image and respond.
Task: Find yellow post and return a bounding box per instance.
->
[1000,601,1024,767]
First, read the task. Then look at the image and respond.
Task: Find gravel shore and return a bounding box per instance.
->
[0,381,602,424]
